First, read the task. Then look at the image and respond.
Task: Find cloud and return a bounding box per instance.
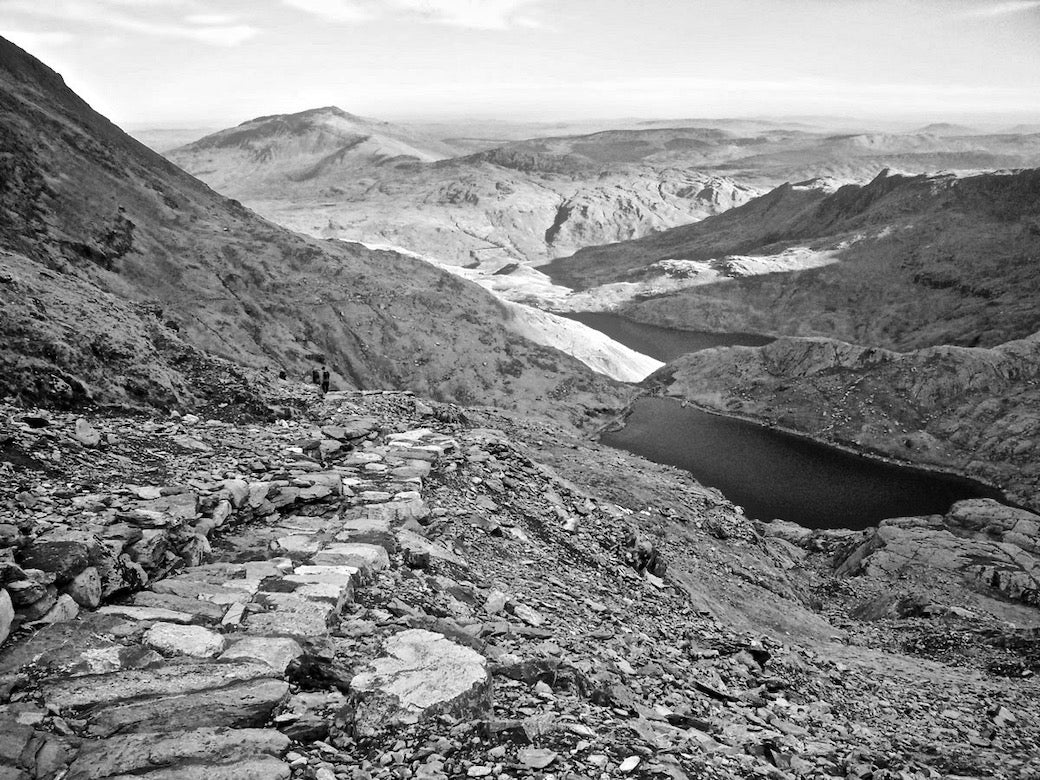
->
[0,29,76,50]
[281,0,374,23]
[2,0,260,46]
[281,0,546,29]
[957,0,1040,18]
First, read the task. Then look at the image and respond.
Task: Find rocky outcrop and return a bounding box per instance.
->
[833,499,1040,607]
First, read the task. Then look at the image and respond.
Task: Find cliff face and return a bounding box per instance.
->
[650,335,1040,511]
[0,37,624,420]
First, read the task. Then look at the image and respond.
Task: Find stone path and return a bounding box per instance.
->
[1,399,489,779]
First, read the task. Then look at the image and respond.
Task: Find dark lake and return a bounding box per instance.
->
[562,311,773,362]
[601,396,1005,529]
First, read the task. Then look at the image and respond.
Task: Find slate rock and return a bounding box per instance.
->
[17,541,89,584]
[65,727,289,780]
[84,678,290,737]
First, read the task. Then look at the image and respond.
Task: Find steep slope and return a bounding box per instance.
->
[550,169,1040,351]
[0,36,624,420]
[644,334,1040,512]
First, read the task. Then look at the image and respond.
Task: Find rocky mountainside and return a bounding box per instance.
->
[1,388,1038,780]
[166,117,1040,278]
[646,334,1040,512]
[0,36,624,420]
[169,117,763,269]
[550,169,1040,351]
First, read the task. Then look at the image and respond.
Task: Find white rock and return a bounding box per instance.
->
[74,418,101,447]
[350,629,491,736]
[221,636,303,673]
[144,622,226,657]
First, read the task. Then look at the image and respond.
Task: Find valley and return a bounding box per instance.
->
[2,24,1040,780]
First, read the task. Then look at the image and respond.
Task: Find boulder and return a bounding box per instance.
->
[350,629,491,737]
[74,418,101,447]
[17,541,89,584]
[63,566,101,608]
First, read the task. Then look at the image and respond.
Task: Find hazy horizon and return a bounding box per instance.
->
[3,0,1040,129]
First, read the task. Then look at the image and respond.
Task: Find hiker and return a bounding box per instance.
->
[321,367,330,394]
[310,366,320,385]
[622,525,660,575]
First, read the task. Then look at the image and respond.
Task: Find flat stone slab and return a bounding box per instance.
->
[131,591,228,622]
[350,628,491,737]
[311,543,389,572]
[66,727,289,780]
[41,660,274,710]
[144,623,226,657]
[97,605,196,624]
[220,637,303,673]
[91,758,291,780]
[334,514,397,553]
[84,678,290,737]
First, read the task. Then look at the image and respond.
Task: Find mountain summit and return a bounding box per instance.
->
[168,106,457,196]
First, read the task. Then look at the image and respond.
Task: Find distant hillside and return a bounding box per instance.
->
[167,114,1040,275]
[0,36,624,419]
[167,107,458,197]
[548,168,1040,351]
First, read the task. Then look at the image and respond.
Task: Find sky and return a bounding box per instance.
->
[2,0,1039,128]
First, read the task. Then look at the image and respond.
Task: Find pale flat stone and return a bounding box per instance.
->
[98,605,196,624]
[357,490,393,503]
[221,637,303,673]
[144,623,226,657]
[350,628,491,737]
[311,543,389,572]
[274,535,321,554]
[285,564,361,587]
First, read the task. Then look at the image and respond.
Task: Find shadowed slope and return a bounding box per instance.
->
[0,37,623,419]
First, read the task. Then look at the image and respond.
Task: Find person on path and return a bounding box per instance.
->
[321,367,330,394]
[311,366,320,385]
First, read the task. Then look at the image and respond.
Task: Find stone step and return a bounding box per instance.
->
[83,678,290,737]
[41,660,275,711]
[65,728,289,780]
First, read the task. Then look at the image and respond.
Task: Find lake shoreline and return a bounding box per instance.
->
[596,392,1011,521]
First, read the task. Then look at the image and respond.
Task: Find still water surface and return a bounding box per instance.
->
[562,311,773,362]
[601,397,1004,529]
